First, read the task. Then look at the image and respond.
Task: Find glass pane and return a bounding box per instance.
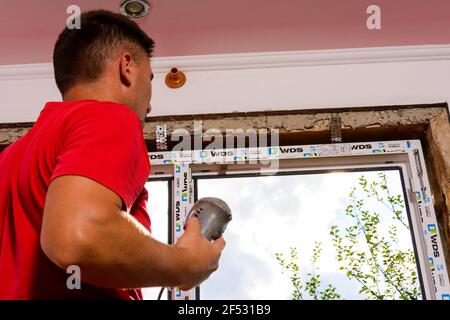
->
[142,180,170,300]
[197,169,422,300]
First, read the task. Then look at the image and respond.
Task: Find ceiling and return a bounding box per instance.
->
[0,0,449,65]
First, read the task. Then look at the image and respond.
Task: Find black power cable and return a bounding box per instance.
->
[157,287,165,300]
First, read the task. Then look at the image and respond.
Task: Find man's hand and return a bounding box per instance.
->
[174,218,226,291]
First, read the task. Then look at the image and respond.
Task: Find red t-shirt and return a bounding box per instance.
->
[0,100,151,299]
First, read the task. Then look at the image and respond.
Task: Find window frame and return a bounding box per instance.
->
[148,140,450,300]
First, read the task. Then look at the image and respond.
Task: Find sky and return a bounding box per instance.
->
[141,169,421,300]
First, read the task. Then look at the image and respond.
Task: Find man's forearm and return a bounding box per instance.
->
[45,207,188,289]
[41,175,197,290]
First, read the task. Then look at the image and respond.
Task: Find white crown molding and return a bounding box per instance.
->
[0,63,55,81]
[1,44,450,80]
[152,44,450,72]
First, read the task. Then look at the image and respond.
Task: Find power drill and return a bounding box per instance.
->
[157,197,232,299]
[186,197,232,241]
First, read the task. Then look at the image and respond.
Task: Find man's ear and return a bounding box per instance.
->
[119,52,133,87]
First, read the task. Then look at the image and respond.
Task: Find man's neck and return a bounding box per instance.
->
[63,85,118,103]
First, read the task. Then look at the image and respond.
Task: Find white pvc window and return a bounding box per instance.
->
[147,140,450,300]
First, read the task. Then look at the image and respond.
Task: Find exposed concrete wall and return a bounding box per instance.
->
[0,104,444,145]
[425,112,450,270]
[0,126,30,146]
[141,105,445,141]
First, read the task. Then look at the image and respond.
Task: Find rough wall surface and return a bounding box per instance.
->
[141,106,445,140]
[425,112,450,271]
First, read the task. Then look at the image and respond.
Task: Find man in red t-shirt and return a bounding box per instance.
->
[0,10,225,299]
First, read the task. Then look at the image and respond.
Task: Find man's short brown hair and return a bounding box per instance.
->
[53,10,155,94]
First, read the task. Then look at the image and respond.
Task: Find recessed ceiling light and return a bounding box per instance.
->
[120,0,151,19]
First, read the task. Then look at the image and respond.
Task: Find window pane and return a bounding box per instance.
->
[142,180,170,300]
[197,169,422,300]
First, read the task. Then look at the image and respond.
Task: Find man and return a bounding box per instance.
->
[0,10,225,299]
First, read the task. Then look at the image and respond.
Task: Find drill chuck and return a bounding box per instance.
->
[186,197,232,241]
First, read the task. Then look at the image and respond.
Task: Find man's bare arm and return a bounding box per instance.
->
[41,175,225,290]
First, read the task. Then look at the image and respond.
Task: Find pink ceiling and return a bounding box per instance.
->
[0,0,449,65]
